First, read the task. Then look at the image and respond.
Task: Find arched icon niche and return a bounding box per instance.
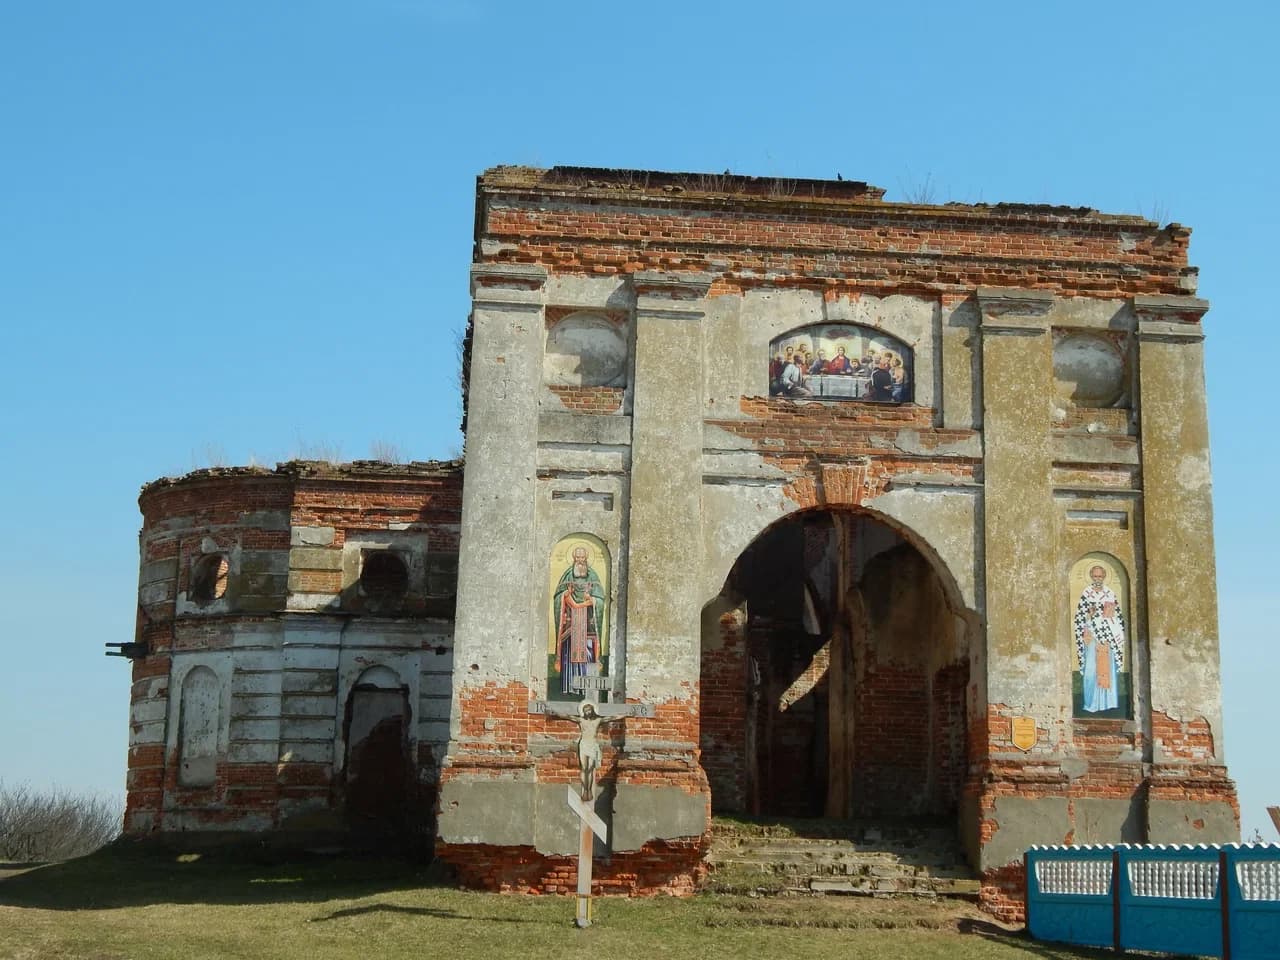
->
[1070,553,1131,720]
[547,534,611,703]
[769,323,913,403]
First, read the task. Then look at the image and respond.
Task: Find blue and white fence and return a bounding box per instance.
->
[1026,843,1280,959]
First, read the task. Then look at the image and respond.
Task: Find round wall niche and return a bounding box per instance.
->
[1053,334,1125,407]
[543,313,627,387]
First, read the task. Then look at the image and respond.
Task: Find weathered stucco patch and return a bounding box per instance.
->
[984,797,1071,870]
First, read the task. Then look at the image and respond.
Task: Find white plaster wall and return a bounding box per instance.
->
[129,676,169,749]
[543,274,630,312]
[279,617,341,765]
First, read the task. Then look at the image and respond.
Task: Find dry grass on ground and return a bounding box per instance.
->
[0,844,1120,960]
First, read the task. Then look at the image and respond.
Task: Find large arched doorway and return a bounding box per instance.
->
[700,508,971,826]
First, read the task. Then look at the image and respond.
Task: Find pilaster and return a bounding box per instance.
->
[624,271,712,729]
[977,288,1058,712]
[1133,297,1229,773]
[449,263,547,753]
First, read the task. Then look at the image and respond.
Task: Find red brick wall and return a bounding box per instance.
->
[1151,710,1216,761]
[141,474,293,530]
[441,679,711,894]
[853,663,929,815]
[477,167,1192,299]
[290,473,463,540]
[931,661,969,812]
[546,385,625,414]
[435,836,709,895]
[699,609,748,812]
[452,680,532,758]
[124,739,166,832]
[982,863,1028,923]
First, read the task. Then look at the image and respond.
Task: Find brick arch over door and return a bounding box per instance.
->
[701,480,978,620]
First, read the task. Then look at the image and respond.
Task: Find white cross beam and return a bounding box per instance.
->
[566,785,608,928]
[567,786,608,842]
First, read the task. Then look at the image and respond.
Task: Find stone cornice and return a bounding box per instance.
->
[977,287,1054,333]
[632,272,713,319]
[631,271,713,301]
[470,263,548,307]
[1133,294,1209,317]
[1134,295,1208,342]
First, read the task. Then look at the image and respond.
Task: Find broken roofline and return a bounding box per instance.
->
[477,164,1175,229]
[485,164,885,201]
[138,458,464,499]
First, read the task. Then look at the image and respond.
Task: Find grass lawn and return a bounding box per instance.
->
[0,845,1118,960]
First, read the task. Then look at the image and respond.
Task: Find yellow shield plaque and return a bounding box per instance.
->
[1011,716,1037,752]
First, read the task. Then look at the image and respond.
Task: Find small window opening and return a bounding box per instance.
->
[425,553,459,599]
[360,552,409,607]
[191,554,230,607]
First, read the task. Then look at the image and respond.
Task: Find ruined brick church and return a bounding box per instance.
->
[123,166,1238,914]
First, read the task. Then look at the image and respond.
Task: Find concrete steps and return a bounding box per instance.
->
[706,817,980,899]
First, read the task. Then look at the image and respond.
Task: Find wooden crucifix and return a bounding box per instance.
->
[531,698,654,928]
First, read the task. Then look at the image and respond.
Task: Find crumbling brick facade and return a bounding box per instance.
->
[127,461,462,843]
[124,166,1237,918]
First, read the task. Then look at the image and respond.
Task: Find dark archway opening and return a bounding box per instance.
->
[342,676,413,844]
[700,509,969,824]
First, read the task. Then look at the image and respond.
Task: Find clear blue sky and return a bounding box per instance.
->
[2,1,1276,840]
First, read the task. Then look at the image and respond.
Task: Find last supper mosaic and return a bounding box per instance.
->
[769,324,913,403]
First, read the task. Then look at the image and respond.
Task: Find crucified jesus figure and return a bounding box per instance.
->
[570,703,621,801]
